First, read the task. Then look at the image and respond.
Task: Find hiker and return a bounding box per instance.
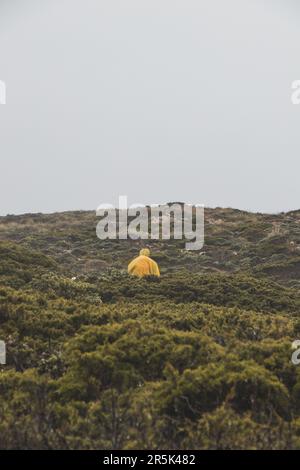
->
[128,248,160,278]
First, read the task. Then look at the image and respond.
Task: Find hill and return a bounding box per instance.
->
[0,208,300,449]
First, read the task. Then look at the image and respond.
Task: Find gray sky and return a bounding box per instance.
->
[0,0,299,215]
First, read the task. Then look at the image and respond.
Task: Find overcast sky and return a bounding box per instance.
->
[0,0,299,215]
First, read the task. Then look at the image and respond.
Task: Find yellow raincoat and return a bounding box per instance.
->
[128,248,160,278]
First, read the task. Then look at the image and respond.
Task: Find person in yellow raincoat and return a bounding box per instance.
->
[128,248,160,278]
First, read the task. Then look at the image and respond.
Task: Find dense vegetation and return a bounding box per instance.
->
[0,208,300,449]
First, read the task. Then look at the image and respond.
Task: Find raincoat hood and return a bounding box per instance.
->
[139,248,150,257]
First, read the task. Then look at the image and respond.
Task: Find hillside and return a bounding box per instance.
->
[0,208,300,449]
